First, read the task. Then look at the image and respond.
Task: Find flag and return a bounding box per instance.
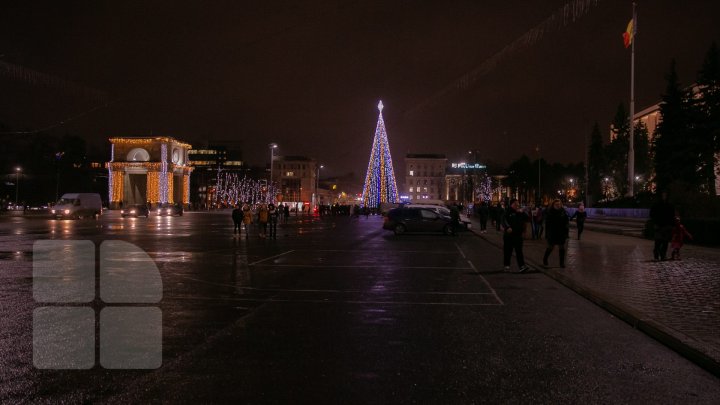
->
[622,19,634,48]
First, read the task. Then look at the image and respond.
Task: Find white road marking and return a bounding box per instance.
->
[456,242,505,306]
[248,250,295,266]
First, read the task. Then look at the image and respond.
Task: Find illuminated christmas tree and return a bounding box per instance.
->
[361,100,399,208]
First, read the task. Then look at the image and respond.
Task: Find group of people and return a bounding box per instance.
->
[499,191,693,272]
[650,191,693,261]
[500,198,578,273]
[232,202,291,239]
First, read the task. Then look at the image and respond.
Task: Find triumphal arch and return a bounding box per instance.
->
[107,137,193,209]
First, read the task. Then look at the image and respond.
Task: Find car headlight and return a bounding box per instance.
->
[166,209,172,213]
[130,210,136,214]
[51,209,56,214]
[121,210,126,214]
[64,209,70,214]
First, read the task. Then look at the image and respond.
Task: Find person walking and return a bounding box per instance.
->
[570,204,587,240]
[670,216,692,260]
[502,198,530,273]
[450,204,461,236]
[650,191,675,261]
[257,203,269,238]
[495,201,506,231]
[241,202,253,238]
[284,203,290,224]
[231,204,242,236]
[478,201,489,233]
[268,203,278,239]
[542,199,570,268]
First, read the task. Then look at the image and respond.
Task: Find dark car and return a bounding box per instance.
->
[156,203,183,216]
[120,204,149,218]
[383,206,465,235]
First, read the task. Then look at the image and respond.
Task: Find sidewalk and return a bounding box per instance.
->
[467,216,720,377]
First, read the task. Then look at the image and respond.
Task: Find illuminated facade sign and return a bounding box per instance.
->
[451,163,486,169]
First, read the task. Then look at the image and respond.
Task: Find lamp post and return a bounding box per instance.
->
[536,145,541,205]
[269,143,278,185]
[315,164,323,211]
[15,167,22,207]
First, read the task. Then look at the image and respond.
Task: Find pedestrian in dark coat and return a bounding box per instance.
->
[543,199,570,268]
[231,205,242,236]
[495,202,506,231]
[268,203,278,239]
[478,201,489,233]
[502,199,530,273]
[570,204,587,240]
[650,191,675,261]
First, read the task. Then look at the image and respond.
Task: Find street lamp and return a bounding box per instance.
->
[15,167,21,207]
[536,145,541,205]
[315,164,324,211]
[269,143,278,185]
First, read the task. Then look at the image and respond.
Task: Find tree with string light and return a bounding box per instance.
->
[361,100,399,209]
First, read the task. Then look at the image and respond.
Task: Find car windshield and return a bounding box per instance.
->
[57,198,77,205]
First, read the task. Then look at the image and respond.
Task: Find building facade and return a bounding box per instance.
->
[404,154,447,201]
[106,137,193,209]
[273,155,320,207]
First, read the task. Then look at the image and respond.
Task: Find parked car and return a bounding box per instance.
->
[383,206,466,235]
[404,203,472,229]
[156,203,183,216]
[121,204,150,218]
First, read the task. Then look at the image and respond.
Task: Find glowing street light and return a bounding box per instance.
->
[15,167,21,206]
[315,164,324,211]
[269,143,278,185]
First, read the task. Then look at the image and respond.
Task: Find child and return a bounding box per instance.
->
[670,217,693,260]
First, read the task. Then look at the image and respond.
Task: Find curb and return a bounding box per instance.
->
[469,226,720,377]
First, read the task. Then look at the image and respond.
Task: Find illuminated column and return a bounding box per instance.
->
[183,174,190,205]
[147,172,160,204]
[159,144,168,203]
[167,172,174,204]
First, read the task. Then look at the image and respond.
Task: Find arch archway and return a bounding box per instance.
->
[127,148,150,162]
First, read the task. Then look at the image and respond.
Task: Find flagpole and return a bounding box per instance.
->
[627,2,636,197]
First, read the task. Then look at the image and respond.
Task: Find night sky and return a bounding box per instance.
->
[1,0,719,177]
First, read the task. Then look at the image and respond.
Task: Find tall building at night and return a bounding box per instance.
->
[404,154,447,201]
[361,100,399,208]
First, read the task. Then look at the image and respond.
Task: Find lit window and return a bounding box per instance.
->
[409,187,414,192]
[409,170,414,176]
[286,171,294,177]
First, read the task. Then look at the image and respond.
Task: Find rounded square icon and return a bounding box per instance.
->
[100,307,162,369]
[33,240,95,303]
[100,240,163,303]
[33,307,95,369]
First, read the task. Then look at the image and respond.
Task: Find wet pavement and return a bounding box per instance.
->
[0,211,718,403]
[468,214,720,376]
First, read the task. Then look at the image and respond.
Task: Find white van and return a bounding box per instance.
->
[52,193,103,219]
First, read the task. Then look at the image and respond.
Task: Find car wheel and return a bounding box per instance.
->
[443,224,453,235]
[394,224,406,235]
